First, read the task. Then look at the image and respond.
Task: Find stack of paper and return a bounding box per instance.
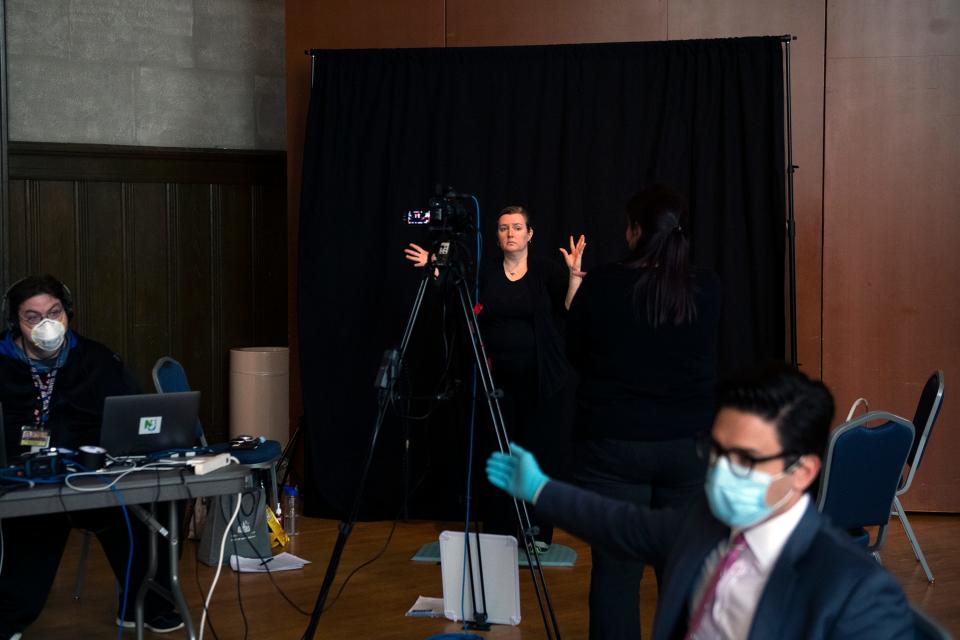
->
[230,552,310,573]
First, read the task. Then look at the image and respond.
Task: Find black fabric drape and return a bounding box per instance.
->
[299,37,785,518]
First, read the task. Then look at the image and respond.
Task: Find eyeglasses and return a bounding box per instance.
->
[697,434,799,478]
[20,306,64,327]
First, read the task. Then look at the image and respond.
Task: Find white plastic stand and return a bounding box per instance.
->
[438,530,521,626]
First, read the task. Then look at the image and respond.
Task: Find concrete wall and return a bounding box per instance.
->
[6,0,285,150]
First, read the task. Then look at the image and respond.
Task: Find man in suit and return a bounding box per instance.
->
[487,364,912,639]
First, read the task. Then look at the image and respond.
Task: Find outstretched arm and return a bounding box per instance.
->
[486,442,678,563]
[559,234,587,309]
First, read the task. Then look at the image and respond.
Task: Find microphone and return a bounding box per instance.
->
[444,187,474,200]
[434,184,473,200]
[374,348,400,392]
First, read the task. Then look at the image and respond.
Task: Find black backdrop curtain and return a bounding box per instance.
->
[299,37,785,519]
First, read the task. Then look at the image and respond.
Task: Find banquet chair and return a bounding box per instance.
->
[816,411,914,558]
[892,370,944,583]
[152,356,208,447]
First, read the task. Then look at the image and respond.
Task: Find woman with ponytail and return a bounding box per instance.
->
[566,184,721,640]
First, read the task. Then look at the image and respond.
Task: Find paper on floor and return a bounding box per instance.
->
[406,595,444,618]
[230,552,310,572]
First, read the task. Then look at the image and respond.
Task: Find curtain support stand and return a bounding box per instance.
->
[781,35,799,368]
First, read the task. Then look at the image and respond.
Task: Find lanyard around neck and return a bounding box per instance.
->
[29,362,60,428]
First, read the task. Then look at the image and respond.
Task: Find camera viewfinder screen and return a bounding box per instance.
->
[406,209,430,224]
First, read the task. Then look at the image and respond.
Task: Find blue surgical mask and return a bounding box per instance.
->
[705,456,794,529]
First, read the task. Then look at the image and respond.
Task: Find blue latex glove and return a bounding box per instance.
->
[485,442,550,504]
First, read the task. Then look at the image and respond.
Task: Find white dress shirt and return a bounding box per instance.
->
[690,493,811,639]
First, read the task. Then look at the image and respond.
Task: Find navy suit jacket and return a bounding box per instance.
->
[536,481,912,639]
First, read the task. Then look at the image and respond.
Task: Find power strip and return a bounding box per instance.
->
[188,453,232,476]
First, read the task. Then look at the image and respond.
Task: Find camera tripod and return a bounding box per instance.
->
[302,241,562,639]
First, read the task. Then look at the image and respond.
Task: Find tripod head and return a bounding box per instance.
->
[428,235,475,285]
[405,187,479,288]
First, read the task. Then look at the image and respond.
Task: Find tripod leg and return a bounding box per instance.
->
[464,530,491,630]
[402,419,411,521]
[454,276,562,640]
[394,277,431,523]
[302,275,431,639]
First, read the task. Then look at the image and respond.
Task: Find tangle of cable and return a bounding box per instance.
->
[232,489,311,617]
[63,461,191,491]
[110,486,135,640]
[199,491,242,640]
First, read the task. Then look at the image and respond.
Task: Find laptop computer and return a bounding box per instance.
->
[100,391,201,457]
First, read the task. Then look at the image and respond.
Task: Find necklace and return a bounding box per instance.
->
[504,261,524,277]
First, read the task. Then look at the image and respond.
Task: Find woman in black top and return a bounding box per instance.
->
[405,206,586,544]
[566,186,721,640]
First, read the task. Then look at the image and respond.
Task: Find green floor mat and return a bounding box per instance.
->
[411,540,577,567]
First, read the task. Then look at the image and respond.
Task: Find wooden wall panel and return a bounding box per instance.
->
[80,182,125,356]
[127,182,171,391]
[828,0,960,58]
[220,184,254,350]
[5,143,286,445]
[252,182,288,347]
[220,184,254,436]
[823,1,960,511]
[175,183,217,435]
[35,182,76,292]
[446,0,666,46]
[7,181,29,277]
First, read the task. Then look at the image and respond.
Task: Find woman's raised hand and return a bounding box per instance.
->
[559,234,587,277]
[404,243,430,267]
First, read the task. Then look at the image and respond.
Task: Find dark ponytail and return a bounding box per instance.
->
[624,185,696,327]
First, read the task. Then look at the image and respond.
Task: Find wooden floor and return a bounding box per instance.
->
[27,512,960,639]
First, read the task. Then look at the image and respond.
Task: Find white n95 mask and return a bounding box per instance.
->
[31,318,67,354]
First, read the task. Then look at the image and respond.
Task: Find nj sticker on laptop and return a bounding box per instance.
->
[139,416,163,435]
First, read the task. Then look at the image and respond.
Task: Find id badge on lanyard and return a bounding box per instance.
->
[20,364,58,450]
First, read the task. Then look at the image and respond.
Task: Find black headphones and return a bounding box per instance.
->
[2,275,75,335]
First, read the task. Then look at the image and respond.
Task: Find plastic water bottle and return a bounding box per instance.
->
[282,485,299,536]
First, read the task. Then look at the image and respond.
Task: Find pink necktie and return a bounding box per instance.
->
[686,533,747,639]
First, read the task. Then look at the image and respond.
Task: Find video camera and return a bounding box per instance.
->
[404,186,473,235]
[404,187,476,274]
